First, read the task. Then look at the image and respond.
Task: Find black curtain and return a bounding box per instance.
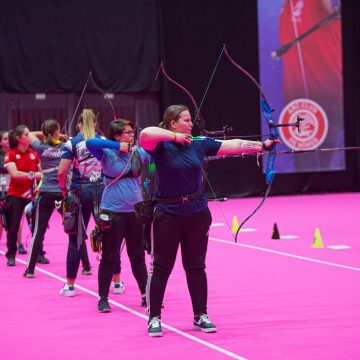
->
[0,0,159,92]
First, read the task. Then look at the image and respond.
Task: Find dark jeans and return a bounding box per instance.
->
[147,207,212,318]
[5,196,30,258]
[66,183,104,279]
[98,212,147,298]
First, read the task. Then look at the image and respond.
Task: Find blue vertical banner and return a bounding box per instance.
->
[258,0,344,173]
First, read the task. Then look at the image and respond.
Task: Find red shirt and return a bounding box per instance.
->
[279,0,342,104]
[4,147,40,199]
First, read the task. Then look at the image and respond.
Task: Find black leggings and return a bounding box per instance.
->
[26,192,90,272]
[5,196,30,258]
[98,212,148,298]
[146,207,212,318]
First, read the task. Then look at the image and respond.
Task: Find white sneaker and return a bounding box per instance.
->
[112,280,125,294]
[59,284,75,297]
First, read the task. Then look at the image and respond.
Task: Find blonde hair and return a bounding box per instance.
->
[77,109,96,140]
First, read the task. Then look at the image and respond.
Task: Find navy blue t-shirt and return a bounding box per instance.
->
[147,137,221,215]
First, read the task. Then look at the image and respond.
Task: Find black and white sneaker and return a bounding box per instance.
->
[23,269,35,278]
[59,284,75,297]
[148,316,163,337]
[82,266,92,275]
[98,298,111,313]
[193,313,217,333]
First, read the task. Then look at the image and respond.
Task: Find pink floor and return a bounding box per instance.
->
[0,193,359,360]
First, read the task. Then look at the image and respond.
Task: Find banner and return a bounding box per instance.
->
[258,0,344,173]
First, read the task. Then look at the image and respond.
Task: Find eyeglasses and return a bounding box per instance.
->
[122,130,135,135]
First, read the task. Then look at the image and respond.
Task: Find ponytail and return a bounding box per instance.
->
[41,119,60,145]
[77,109,96,140]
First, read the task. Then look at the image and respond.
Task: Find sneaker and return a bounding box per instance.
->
[37,255,50,264]
[82,267,92,275]
[7,256,15,266]
[148,316,163,337]
[193,313,217,333]
[23,269,35,278]
[112,281,125,294]
[18,244,27,254]
[98,297,111,313]
[59,284,75,297]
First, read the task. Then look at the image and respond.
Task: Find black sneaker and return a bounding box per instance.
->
[148,316,163,337]
[37,255,50,264]
[7,256,15,266]
[141,296,164,309]
[193,313,217,333]
[23,269,35,278]
[18,244,27,254]
[98,298,111,313]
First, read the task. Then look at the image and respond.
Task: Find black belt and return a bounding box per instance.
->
[104,171,133,180]
[156,189,202,204]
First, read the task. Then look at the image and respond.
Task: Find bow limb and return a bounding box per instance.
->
[156,62,206,134]
[63,70,93,136]
[222,45,279,242]
[89,74,118,121]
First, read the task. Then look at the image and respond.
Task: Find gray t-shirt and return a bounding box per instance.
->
[31,139,65,193]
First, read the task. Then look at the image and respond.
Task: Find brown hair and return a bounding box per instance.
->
[41,119,60,145]
[159,105,189,130]
[0,130,9,151]
[9,125,28,149]
[108,119,134,141]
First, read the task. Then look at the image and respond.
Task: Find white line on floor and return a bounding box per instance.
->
[209,237,360,272]
[0,250,247,360]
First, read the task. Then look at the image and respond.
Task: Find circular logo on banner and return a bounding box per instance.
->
[30,153,36,160]
[278,99,328,150]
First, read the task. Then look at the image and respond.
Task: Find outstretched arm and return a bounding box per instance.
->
[28,131,43,144]
[86,138,120,160]
[140,127,191,151]
[86,138,132,160]
[216,138,280,156]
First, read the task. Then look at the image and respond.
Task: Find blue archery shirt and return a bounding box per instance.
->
[86,138,152,213]
[62,133,103,189]
[146,137,221,215]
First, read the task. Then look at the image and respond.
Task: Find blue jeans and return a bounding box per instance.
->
[66,182,104,279]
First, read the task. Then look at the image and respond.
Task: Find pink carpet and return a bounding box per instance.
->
[0,193,359,360]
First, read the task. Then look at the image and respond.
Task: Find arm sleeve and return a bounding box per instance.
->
[204,137,222,156]
[138,147,153,164]
[4,151,15,167]
[86,138,120,161]
[62,139,74,160]
[146,141,163,158]
[30,139,46,155]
